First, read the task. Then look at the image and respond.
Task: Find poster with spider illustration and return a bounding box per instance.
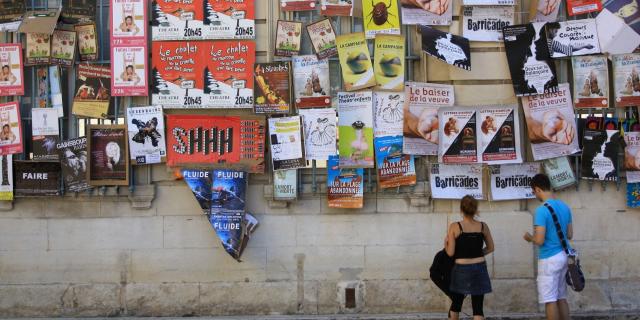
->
[338,91,375,168]
[126,105,166,165]
[75,23,99,61]
[87,124,130,186]
[375,135,416,189]
[362,0,401,39]
[56,137,91,193]
[421,26,471,71]
[0,154,13,200]
[268,116,306,171]
[293,55,331,108]
[151,0,204,41]
[327,154,364,208]
[72,64,111,119]
[612,53,640,108]
[0,44,24,96]
[254,61,292,114]
[31,108,60,161]
[275,20,303,57]
[320,0,354,16]
[438,107,479,164]
[306,19,338,60]
[400,0,452,25]
[430,163,484,200]
[0,101,23,156]
[299,108,337,160]
[50,30,77,67]
[374,91,404,137]
[202,0,255,39]
[489,163,539,201]
[280,0,316,11]
[151,41,205,108]
[572,55,608,108]
[477,105,523,164]
[374,34,405,92]
[336,32,376,91]
[25,33,51,66]
[13,161,61,197]
[203,41,255,108]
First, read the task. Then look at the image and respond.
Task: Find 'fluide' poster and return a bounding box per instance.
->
[489,163,539,201]
[0,44,24,96]
[613,53,640,108]
[403,82,454,155]
[438,107,478,164]
[477,105,523,164]
[430,163,484,200]
[126,105,166,165]
[292,55,331,109]
[572,55,609,108]
[56,137,91,192]
[268,116,305,171]
[211,169,247,214]
[336,32,376,92]
[374,91,404,138]
[375,135,416,189]
[327,155,364,209]
[338,91,374,168]
[401,0,453,25]
[299,108,337,161]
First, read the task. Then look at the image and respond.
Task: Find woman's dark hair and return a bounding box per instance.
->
[530,173,551,191]
[460,195,478,217]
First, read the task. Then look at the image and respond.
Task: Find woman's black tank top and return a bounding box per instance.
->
[454,221,485,259]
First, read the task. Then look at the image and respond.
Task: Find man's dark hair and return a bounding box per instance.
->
[530,173,551,191]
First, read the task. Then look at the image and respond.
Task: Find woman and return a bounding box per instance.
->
[445,195,495,320]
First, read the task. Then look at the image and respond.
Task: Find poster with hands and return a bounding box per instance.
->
[400,0,452,25]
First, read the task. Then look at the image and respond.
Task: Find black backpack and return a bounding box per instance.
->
[429,249,455,298]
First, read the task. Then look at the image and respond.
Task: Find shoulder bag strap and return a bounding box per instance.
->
[543,202,570,255]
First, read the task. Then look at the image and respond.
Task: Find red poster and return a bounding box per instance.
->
[0,44,24,96]
[152,41,205,107]
[0,101,23,156]
[110,0,148,97]
[280,0,316,11]
[166,114,265,173]
[151,0,204,41]
[203,40,255,108]
[203,0,255,39]
[567,0,602,16]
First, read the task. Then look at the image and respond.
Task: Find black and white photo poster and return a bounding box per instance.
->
[462,6,514,42]
[489,163,539,200]
[14,161,61,196]
[430,163,484,200]
[545,19,600,58]
[477,105,522,164]
[403,82,454,155]
[581,127,620,181]
[421,25,471,71]
[56,137,91,192]
[269,116,306,170]
[299,108,337,161]
[126,105,166,165]
[31,108,60,161]
[438,107,478,164]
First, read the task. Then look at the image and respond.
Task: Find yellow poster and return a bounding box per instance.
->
[374,34,405,92]
[336,32,376,91]
[362,0,401,39]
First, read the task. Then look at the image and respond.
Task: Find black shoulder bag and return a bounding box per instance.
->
[544,202,585,292]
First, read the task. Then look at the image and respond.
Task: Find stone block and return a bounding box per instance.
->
[477,211,533,245]
[266,246,364,281]
[567,280,612,312]
[125,283,199,316]
[433,199,454,213]
[44,199,101,218]
[163,215,218,249]
[1,198,44,218]
[610,241,640,278]
[573,241,611,280]
[319,194,377,214]
[604,212,640,241]
[492,242,534,279]
[572,209,610,241]
[316,280,340,314]
[484,279,538,313]
[362,245,434,280]
[61,284,122,316]
[0,284,66,316]
[100,199,156,217]
[611,280,640,310]
[361,279,449,313]
[247,215,297,247]
[0,218,47,251]
[375,195,413,213]
[246,184,267,214]
[156,185,204,216]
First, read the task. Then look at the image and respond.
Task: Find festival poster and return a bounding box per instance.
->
[594,8,640,55]
[86,125,129,186]
[31,108,60,161]
[25,33,51,66]
[581,126,621,181]
[126,105,166,165]
[420,25,471,71]
[299,108,337,161]
[375,135,416,189]
[0,155,12,200]
[529,0,561,22]
[254,62,292,114]
[211,169,247,213]
[110,0,147,46]
[403,82,454,155]
[269,116,306,171]
[338,91,375,168]
[430,163,484,200]
[273,169,297,200]
[56,137,91,193]
[280,0,316,11]
[72,63,111,119]
[203,40,255,108]
[542,156,576,190]
[627,182,640,208]
[545,20,600,58]
[374,34,405,92]
[568,0,602,15]
[166,115,265,173]
[572,55,609,108]
[0,0,25,32]
[61,0,97,24]
[182,168,213,214]
[111,45,147,96]
[0,44,24,96]
[602,0,640,35]
[477,105,523,164]
[320,0,353,16]
[13,161,61,197]
[0,102,22,156]
[336,32,376,91]
[489,163,539,200]
[275,20,302,57]
[462,6,514,42]
[327,154,364,209]
[49,66,64,117]
[50,29,76,67]
[208,212,246,259]
[307,19,338,60]
[521,83,580,161]
[438,107,478,164]
[75,23,99,61]
[612,53,640,108]
[151,41,204,108]
[400,0,453,25]
[374,91,404,137]
[362,0,401,39]
[202,0,255,39]
[625,131,640,182]
[35,67,50,109]
[151,0,204,41]
[503,23,559,96]
[293,55,331,108]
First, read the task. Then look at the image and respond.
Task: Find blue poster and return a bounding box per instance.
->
[374,135,416,189]
[182,168,212,214]
[627,182,640,208]
[208,212,245,260]
[211,169,247,213]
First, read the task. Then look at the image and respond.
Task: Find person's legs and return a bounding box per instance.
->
[557,299,570,320]
[449,293,464,320]
[471,294,484,319]
[545,301,560,320]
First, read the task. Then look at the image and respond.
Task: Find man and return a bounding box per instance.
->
[524,173,573,320]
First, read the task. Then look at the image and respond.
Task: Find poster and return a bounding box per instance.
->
[529,0,561,23]
[211,169,247,213]
[320,0,353,16]
[477,105,523,164]
[625,131,640,182]
[126,105,166,165]
[572,55,609,108]
[269,116,305,170]
[307,19,338,60]
[0,155,12,200]
[275,20,302,57]
[50,29,76,67]
[438,107,478,163]
[336,32,376,91]
[202,0,255,39]
[489,163,539,200]
[327,155,364,209]
[280,0,316,11]
[72,64,111,119]
[0,102,22,156]
[111,45,147,96]
[166,115,265,173]
[581,127,621,181]
[75,23,99,61]
[374,34,405,92]
[338,91,375,168]
[462,6,514,42]
[49,66,64,117]
[292,55,331,108]
[35,67,50,108]
[545,20,600,58]
[542,156,576,190]
[521,83,580,161]
[25,33,50,66]
[182,168,213,213]
[0,0,25,32]
[627,182,640,208]
[254,62,292,114]
[596,9,640,56]
[299,108,337,160]
[151,41,204,108]
[403,82,454,155]
[603,0,640,34]
[375,135,416,189]
[421,26,471,71]
[203,41,255,108]
[151,0,204,41]
[274,169,297,200]
[0,44,24,96]
[31,108,60,161]
[61,0,97,24]
[568,0,602,16]
[362,0,401,39]
[56,137,91,193]
[612,53,640,108]
[87,125,129,186]
[400,0,453,25]
[110,0,147,45]
[13,161,61,197]
[463,0,515,4]
[374,91,404,137]
[208,212,246,259]
[430,163,484,200]
[503,23,558,96]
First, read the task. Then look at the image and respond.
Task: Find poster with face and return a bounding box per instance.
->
[275,20,302,57]
[612,53,640,107]
[293,55,331,108]
[603,0,640,34]
[438,107,478,164]
[320,0,354,16]
[338,91,375,168]
[374,34,405,92]
[489,163,539,200]
[151,0,204,41]
[581,126,620,181]
[56,137,91,192]
[362,0,401,39]
[403,82,454,155]
[13,161,61,197]
[307,19,338,60]
[0,155,12,200]
[430,163,484,200]
[336,32,376,91]
[25,33,51,66]
[110,0,147,45]
[268,116,305,171]
[545,20,601,58]
[280,0,316,11]
[126,105,166,165]
[477,105,522,164]
[421,25,471,71]
[31,108,60,161]
[87,125,129,186]
[462,6,514,42]
[327,154,364,209]
[202,0,255,39]
[375,135,416,189]
[253,62,292,114]
[111,45,147,96]
[374,91,404,137]
[400,0,453,25]
[273,169,297,200]
[73,64,111,119]
[299,108,337,161]
[0,44,23,96]
[0,102,22,156]
[50,29,77,67]
[151,41,204,108]
[203,41,255,108]
[75,23,98,61]
[572,55,609,108]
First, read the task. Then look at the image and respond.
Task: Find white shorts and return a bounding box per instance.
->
[537,251,568,304]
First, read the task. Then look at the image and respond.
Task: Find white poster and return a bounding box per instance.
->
[273,169,297,200]
[463,0,515,4]
[269,116,306,171]
[625,131,640,183]
[542,156,576,190]
[31,108,59,136]
[430,163,484,200]
[403,82,454,155]
[338,91,375,168]
[292,55,331,108]
[400,0,452,25]
[546,19,601,58]
[126,105,166,165]
[489,163,539,200]
[477,105,522,164]
[299,108,337,161]
[374,91,404,137]
[438,107,478,164]
[462,6,514,42]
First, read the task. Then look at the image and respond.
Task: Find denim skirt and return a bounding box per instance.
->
[449,262,492,295]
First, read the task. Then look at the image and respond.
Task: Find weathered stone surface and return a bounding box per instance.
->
[484,279,538,313]
[125,283,199,316]
[0,284,66,316]
[362,245,434,280]
[361,279,448,313]
[266,246,364,281]
[567,280,612,312]
[0,218,47,251]
[60,284,121,316]
[611,280,640,310]
[162,215,219,249]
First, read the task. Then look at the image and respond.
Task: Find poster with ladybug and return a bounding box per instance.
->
[362,0,401,39]
[151,41,205,108]
[306,19,338,60]
[320,0,354,16]
[151,0,204,41]
[275,20,302,57]
[280,0,316,11]
[0,44,24,97]
[25,33,51,66]
[75,23,98,61]
[203,40,255,108]
[111,45,148,96]
[202,0,255,39]
[51,30,77,67]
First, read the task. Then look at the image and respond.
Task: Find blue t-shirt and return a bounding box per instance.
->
[534,199,573,259]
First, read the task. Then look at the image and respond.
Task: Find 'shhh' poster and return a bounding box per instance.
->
[0,44,24,96]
